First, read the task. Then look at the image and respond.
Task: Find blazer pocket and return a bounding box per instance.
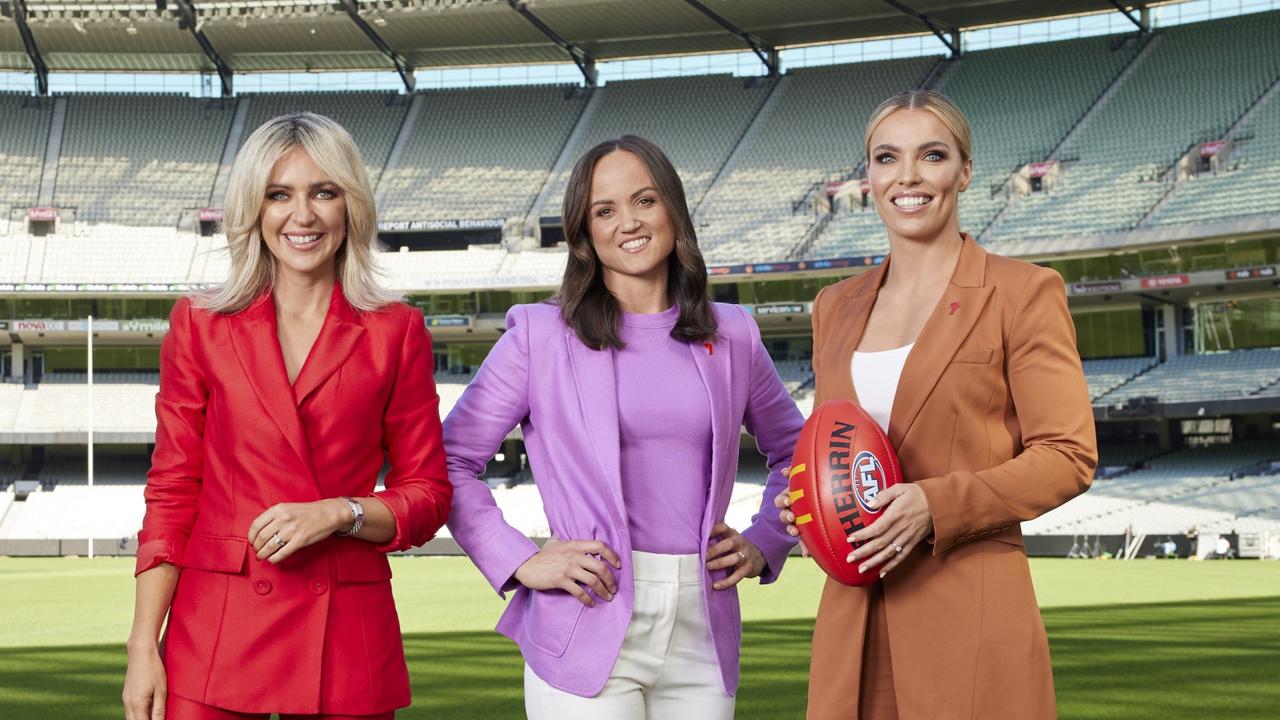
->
[181,534,248,575]
[951,347,994,364]
[334,550,394,584]
[527,588,588,658]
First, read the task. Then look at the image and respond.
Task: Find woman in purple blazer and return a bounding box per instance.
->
[443,135,804,718]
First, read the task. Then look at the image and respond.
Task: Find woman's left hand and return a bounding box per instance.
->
[846,484,933,578]
[249,499,348,564]
[706,522,767,590]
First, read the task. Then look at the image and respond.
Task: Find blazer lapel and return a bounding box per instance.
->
[689,334,732,516]
[228,290,312,473]
[887,236,994,448]
[564,329,625,519]
[292,284,366,407]
[821,260,889,408]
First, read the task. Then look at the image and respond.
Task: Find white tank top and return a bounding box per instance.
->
[850,344,914,435]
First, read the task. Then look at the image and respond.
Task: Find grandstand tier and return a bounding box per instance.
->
[1,7,1279,562]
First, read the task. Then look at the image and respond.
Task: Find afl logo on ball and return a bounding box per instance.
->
[853,451,884,513]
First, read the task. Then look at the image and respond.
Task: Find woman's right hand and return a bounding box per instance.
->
[123,644,167,720]
[514,538,622,607]
[774,487,810,557]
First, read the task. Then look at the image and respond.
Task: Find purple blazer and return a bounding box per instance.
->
[443,301,803,697]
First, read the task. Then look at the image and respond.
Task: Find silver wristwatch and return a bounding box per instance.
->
[337,497,364,536]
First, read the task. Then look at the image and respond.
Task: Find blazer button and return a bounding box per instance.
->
[253,578,272,595]
[310,579,328,596]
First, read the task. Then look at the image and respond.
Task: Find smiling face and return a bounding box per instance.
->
[586,149,677,291]
[259,146,346,285]
[867,107,972,244]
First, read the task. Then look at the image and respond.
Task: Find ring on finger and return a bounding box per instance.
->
[892,543,903,553]
[272,533,286,548]
[736,550,746,565]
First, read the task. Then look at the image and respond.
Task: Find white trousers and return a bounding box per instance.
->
[524,551,735,720]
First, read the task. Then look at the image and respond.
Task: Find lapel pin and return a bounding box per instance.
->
[948,302,961,315]
[703,342,714,355]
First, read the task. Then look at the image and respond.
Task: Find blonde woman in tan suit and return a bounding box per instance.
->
[776,90,1098,719]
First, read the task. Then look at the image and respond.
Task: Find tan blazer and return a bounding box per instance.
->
[806,235,1097,720]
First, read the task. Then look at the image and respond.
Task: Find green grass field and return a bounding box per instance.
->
[1,557,1277,718]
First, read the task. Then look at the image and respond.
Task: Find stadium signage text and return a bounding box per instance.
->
[754,303,807,316]
[0,283,206,294]
[708,255,882,277]
[1139,274,1190,289]
[1225,266,1277,281]
[121,319,170,332]
[425,315,471,328]
[379,218,505,232]
[14,320,64,331]
[27,207,58,221]
[1028,161,1058,178]
[199,208,224,222]
[1200,140,1228,158]
[1069,281,1123,295]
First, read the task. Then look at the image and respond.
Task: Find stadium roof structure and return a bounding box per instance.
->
[1,0,1156,91]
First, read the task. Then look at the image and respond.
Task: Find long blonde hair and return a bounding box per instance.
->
[198,112,398,314]
[864,90,973,163]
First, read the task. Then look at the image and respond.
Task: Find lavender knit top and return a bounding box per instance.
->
[615,304,713,555]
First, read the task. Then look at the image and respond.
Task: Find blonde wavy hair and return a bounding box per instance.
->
[198,112,398,314]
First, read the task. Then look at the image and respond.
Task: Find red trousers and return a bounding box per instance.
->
[167,693,394,720]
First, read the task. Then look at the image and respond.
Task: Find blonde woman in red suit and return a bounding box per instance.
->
[122,113,452,720]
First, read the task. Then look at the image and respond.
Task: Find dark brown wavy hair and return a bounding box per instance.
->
[555,135,717,351]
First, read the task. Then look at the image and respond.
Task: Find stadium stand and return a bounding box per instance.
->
[32,452,152,486]
[1081,356,1158,401]
[809,35,1143,259]
[2,484,145,539]
[434,371,477,420]
[695,57,938,264]
[436,484,548,539]
[1095,444,1166,475]
[0,235,31,277]
[376,246,506,288]
[1093,347,1280,404]
[1144,79,1280,227]
[539,75,773,217]
[0,384,22,430]
[35,227,198,283]
[498,249,568,283]
[0,10,1278,560]
[939,36,1142,235]
[378,84,586,223]
[0,93,51,226]
[986,13,1280,244]
[53,94,234,227]
[1023,442,1280,536]
[191,233,231,285]
[41,372,159,385]
[14,384,156,435]
[773,359,815,395]
[239,92,410,188]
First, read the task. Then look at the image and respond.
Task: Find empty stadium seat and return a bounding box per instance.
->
[379,84,585,223]
[1094,348,1280,404]
[986,13,1280,245]
[696,57,938,265]
[54,94,234,227]
[0,93,51,226]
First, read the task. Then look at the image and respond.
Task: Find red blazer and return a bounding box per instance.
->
[136,285,451,715]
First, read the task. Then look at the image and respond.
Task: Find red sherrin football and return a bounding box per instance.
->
[787,399,903,586]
